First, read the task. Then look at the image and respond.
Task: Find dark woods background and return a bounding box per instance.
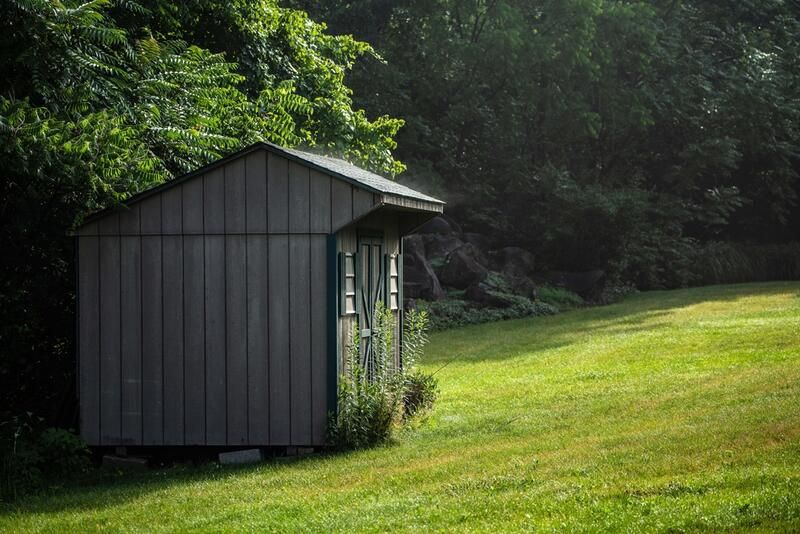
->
[292,0,800,285]
[1,0,798,427]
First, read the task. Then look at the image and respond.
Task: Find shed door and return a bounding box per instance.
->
[357,235,384,376]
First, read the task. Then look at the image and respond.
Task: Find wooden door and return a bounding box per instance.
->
[357,235,384,377]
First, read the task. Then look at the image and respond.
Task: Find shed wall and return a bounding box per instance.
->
[335,211,402,373]
[78,150,379,446]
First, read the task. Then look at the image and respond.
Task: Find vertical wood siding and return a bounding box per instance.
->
[183,235,205,445]
[268,234,290,444]
[77,149,385,447]
[162,234,184,445]
[78,236,100,444]
[141,235,163,444]
[120,236,142,444]
[289,235,311,444]
[225,234,247,445]
[99,235,120,444]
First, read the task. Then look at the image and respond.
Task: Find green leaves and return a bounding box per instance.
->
[0,0,404,426]
[298,0,800,287]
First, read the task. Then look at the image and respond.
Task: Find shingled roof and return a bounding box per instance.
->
[270,142,443,205]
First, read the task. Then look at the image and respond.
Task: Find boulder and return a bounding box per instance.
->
[504,274,538,300]
[403,247,446,300]
[421,233,464,263]
[415,214,464,235]
[441,214,463,234]
[416,216,455,235]
[462,232,491,256]
[465,281,513,308]
[439,244,488,289]
[545,270,606,300]
[403,234,425,258]
[492,246,536,279]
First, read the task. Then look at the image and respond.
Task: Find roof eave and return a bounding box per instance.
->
[78,142,444,227]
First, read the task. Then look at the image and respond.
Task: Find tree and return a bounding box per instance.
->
[294,0,800,285]
[0,0,404,424]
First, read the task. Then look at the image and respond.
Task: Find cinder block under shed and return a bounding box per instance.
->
[218,449,264,465]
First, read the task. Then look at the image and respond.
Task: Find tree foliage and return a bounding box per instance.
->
[0,0,403,423]
[294,0,800,286]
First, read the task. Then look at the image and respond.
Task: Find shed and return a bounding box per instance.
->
[75,142,443,448]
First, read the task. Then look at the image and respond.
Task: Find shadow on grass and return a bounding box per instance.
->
[0,450,341,517]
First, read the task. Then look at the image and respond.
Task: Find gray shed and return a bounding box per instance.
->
[75,142,443,448]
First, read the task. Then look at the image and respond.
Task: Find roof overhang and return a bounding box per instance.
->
[77,142,444,229]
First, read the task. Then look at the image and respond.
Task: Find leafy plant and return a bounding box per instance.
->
[328,304,436,449]
[418,298,557,331]
[327,321,400,450]
[0,414,89,502]
[401,308,429,371]
[536,286,584,311]
[402,371,438,419]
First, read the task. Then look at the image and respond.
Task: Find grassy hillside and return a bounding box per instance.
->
[2,282,799,532]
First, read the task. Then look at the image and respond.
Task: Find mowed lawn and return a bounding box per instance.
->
[2,282,799,532]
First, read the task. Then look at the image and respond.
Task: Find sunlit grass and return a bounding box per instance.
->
[1,282,799,532]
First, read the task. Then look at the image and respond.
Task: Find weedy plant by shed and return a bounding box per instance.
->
[328,306,437,449]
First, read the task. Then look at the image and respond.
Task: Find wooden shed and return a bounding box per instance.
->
[75,142,443,448]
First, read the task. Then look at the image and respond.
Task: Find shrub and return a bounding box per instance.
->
[597,281,638,304]
[328,305,436,450]
[536,285,584,311]
[403,371,438,418]
[694,241,800,285]
[418,298,557,331]
[0,414,89,501]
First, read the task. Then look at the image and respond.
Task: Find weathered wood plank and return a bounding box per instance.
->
[183,235,205,444]
[225,158,246,234]
[245,151,268,233]
[78,236,100,445]
[289,162,310,233]
[162,236,184,445]
[99,236,121,444]
[246,235,269,444]
[204,169,225,234]
[78,221,98,237]
[119,205,140,235]
[267,154,289,233]
[352,188,375,219]
[162,186,183,234]
[141,236,163,445]
[204,235,226,445]
[310,235,328,445]
[290,235,311,445]
[268,235,290,444]
[139,195,162,235]
[309,170,331,234]
[331,180,353,230]
[98,213,120,236]
[226,235,247,445]
[120,237,142,445]
[183,179,204,234]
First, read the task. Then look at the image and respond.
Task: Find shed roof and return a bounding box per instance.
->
[273,143,443,204]
[80,142,443,226]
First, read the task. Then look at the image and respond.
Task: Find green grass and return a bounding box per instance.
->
[2,282,800,532]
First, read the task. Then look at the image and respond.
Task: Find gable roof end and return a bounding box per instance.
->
[78,142,444,227]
